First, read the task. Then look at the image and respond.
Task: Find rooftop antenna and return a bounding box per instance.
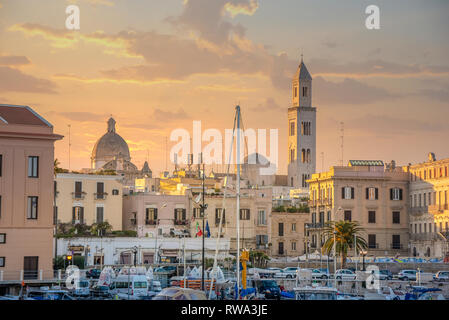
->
[321,152,324,172]
[68,124,71,171]
[340,122,344,166]
[165,136,168,171]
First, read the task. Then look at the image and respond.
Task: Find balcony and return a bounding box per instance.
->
[410,206,427,215]
[94,192,108,200]
[368,243,379,249]
[71,192,86,200]
[215,220,226,226]
[71,219,85,225]
[174,220,188,226]
[390,243,403,250]
[305,222,325,230]
[145,220,157,225]
[410,233,441,241]
[429,204,448,215]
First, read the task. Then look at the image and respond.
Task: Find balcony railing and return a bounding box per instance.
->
[145,220,157,225]
[410,233,441,241]
[305,222,325,229]
[429,204,449,214]
[410,206,427,215]
[368,243,379,249]
[94,192,108,200]
[390,243,403,250]
[71,192,86,200]
[71,219,85,225]
[215,220,226,226]
[174,220,188,226]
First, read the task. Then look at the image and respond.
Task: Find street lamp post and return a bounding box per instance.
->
[361,250,367,271]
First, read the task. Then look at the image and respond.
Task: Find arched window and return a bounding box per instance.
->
[413,247,417,257]
[306,149,311,163]
[301,149,306,163]
[291,177,293,187]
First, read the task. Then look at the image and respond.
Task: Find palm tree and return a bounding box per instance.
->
[321,221,367,269]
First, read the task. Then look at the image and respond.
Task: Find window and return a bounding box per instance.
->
[28,156,39,178]
[319,212,324,225]
[342,187,354,199]
[174,208,186,222]
[291,242,297,251]
[368,211,376,223]
[392,235,401,249]
[239,209,250,220]
[0,233,5,243]
[302,86,308,97]
[0,257,4,267]
[294,86,297,97]
[344,210,352,221]
[311,212,316,224]
[290,149,295,163]
[256,235,268,246]
[257,210,266,225]
[366,187,378,200]
[112,189,119,195]
[327,211,331,221]
[278,242,284,255]
[290,121,295,136]
[215,208,226,225]
[368,234,377,249]
[392,211,400,224]
[74,181,83,198]
[27,196,38,219]
[390,188,403,201]
[96,206,104,223]
[96,182,105,199]
[193,208,201,219]
[292,223,296,232]
[278,223,284,236]
[301,149,306,163]
[72,206,84,224]
[145,208,158,223]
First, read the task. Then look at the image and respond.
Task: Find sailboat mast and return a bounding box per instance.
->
[236,105,241,300]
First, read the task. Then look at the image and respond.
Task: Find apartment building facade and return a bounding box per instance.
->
[406,153,449,258]
[270,211,310,257]
[189,188,273,254]
[55,173,123,230]
[307,160,409,256]
[0,105,62,280]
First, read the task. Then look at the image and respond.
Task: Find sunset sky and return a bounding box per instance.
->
[1,0,448,175]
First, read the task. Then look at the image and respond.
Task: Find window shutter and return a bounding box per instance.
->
[375,188,379,200]
[154,208,158,220]
[247,209,250,220]
[182,209,186,220]
[342,187,345,199]
[366,188,369,199]
[72,207,76,222]
[351,187,355,199]
[80,207,84,223]
[174,209,177,220]
[390,189,393,200]
[399,189,403,200]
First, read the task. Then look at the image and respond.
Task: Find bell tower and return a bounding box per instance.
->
[287,57,316,189]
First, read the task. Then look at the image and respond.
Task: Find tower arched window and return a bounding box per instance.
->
[307,149,311,163]
[301,149,306,163]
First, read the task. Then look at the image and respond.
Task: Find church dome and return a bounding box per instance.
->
[92,118,131,165]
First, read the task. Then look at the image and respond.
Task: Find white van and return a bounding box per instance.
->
[110,275,149,299]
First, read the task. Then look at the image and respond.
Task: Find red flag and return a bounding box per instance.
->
[195,221,203,237]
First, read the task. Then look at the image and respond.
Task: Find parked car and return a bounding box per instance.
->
[90,285,112,299]
[398,270,418,281]
[434,271,449,282]
[86,268,102,279]
[334,269,357,280]
[154,266,177,276]
[275,267,298,279]
[109,275,149,300]
[153,287,207,300]
[311,269,329,279]
[379,270,393,280]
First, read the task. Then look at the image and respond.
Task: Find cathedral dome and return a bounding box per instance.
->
[91,118,131,167]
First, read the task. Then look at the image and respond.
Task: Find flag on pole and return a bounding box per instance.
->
[205,221,211,238]
[195,221,203,237]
